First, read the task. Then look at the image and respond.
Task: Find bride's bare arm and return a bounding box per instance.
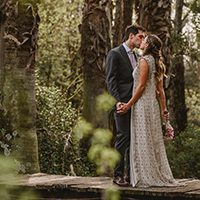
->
[118,58,149,113]
[156,77,168,119]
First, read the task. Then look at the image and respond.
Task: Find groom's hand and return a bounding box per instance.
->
[116,102,126,114]
[116,102,123,110]
[117,103,130,114]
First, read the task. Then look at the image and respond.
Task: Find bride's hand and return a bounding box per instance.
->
[162,110,169,122]
[117,103,131,114]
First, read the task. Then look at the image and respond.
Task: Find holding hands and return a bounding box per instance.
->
[116,102,132,114]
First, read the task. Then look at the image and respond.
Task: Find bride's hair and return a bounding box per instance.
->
[143,34,166,81]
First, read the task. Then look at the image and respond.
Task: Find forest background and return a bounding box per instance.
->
[0,0,199,179]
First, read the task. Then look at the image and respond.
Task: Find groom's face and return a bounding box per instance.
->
[131,30,145,48]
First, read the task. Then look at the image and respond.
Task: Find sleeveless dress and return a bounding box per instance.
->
[130,54,177,187]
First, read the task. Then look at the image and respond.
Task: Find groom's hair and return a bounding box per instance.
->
[123,24,146,41]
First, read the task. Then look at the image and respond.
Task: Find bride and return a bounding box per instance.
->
[118,34,178,187]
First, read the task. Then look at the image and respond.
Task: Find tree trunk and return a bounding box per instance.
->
[80,0,112,128]
[122,0,134,34]
[136,0,172,71]
[0,0,40,173]
[112,0,123,47]
[112,0,134,47]
[169,0,187,131]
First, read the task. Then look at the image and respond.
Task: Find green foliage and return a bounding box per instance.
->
[74,94,120,176]
[171,33,188,56]
[184,36,200,89]
[183,3,200,89]
[185,89,200,122]
[0,157,19,200]
[88,145,119,175]
[166,124,200,178]
[103,186,121,200]
[19,0,40,5]
[36,83,79,174]
[73,118,93,140]
[173,4,200,179]
[189,0,200,14]
[0,156,38,199]
[171,1,200,90]
[96,92,116,113]
[72,118,97,176]
[37,0,83,106]
[166,70,200,178]
[91,128,113,146]
[36,0,84,175]
[0,109,14,157]
[88,128,119,174]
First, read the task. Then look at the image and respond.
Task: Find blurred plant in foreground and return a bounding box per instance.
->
[74,93,120,200]
[0,156,39,200]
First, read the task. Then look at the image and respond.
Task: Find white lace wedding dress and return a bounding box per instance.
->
[130,54,177,187]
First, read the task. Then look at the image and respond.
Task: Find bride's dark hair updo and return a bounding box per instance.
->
[143,34,166,81]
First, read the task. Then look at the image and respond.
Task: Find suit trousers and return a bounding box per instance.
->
[113,109,131,178]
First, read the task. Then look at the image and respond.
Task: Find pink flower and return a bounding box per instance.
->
[165,121,174,140]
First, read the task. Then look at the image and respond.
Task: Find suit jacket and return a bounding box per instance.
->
[106,44,136,103]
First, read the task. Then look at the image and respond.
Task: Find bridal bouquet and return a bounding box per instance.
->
[162,120,174,140]
[162,111,174,140]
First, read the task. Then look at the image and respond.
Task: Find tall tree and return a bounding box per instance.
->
[0,0,40,173]
[112,0,123,47]
[112,0,134,47]
[122,0,134,34]
[136,0,172,73]
[80,0,112,128]
[169,0,187,131]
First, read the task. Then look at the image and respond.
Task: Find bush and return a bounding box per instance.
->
[36,84,80,174]
[36,0,87,175]
[166,123,200,178]
[0,109,14,157]
[185,89,200,123]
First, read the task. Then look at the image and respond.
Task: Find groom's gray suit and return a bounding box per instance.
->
[106,44,137,179]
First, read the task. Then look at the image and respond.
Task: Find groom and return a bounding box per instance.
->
[106,24,146,186]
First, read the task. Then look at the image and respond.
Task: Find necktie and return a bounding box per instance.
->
[128,51,137,69]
